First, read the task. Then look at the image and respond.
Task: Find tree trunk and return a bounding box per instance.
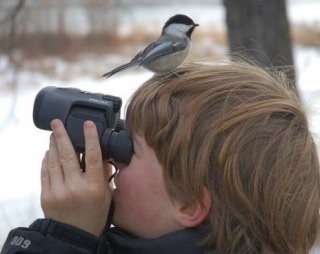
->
[224,0,297,91]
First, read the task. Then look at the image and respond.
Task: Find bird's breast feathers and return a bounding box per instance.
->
[144,43,190,74]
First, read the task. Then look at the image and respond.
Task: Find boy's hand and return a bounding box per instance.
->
[41,119,112,236]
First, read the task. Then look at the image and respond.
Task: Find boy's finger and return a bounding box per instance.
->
[47,133,65,187]
[50,119,80,182]
[83,121,103,182]
[40,150,50,193]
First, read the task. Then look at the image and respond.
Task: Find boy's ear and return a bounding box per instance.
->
[174,187,211,228]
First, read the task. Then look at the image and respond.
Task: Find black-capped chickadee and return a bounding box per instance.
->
[102,14,199,78]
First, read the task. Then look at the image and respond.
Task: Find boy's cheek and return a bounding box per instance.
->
[115,173,155,210]
[113,189,149,230]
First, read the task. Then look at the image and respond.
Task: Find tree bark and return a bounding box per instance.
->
[224,0,297,91]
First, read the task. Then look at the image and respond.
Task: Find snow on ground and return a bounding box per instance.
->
[294,46,320,146]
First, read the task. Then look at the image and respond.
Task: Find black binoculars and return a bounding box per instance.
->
[33,86,133,165]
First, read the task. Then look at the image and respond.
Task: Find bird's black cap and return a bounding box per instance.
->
[163,14,199,28]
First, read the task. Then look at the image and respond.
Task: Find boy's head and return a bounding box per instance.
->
[124,61,319,252]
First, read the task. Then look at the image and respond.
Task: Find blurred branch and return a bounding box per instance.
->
[0,0,25,26]
[0,0,25,52]
[0,0,25,132]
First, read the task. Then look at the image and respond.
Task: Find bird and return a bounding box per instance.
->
[102,14,199,78]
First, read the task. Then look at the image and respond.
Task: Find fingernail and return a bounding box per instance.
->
[84,120,95,129]
[50,119,60,130]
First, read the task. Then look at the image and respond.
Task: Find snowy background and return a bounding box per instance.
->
[1,0,320,251]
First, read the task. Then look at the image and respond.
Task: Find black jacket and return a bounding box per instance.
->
[1,219,204,253]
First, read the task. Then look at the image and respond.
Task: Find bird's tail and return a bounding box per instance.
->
[102,60,140,78]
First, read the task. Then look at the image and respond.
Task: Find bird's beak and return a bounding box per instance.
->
[194,23,199,27]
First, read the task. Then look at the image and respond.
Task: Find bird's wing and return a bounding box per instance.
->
[102,37,187,78]
[139,39,187,66]
[130,42,158,62]
[102,41,160,78]
[102,60,140,78]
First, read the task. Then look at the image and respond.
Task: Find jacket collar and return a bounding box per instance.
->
[106,227,204,254]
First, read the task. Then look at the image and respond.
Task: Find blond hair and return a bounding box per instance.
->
[125,61,320,253]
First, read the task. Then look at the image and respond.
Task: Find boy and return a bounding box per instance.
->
[2,61,319,253]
